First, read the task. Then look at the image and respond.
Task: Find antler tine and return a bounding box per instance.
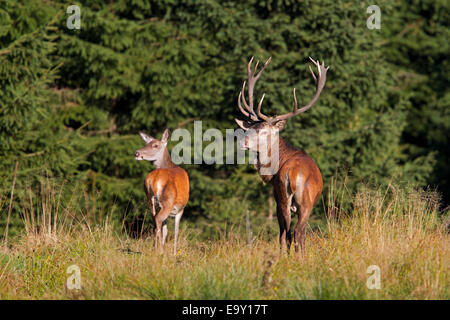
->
[246,58,257,112]
[237,56,272,122]
[253,57,272,121]
[237,90,250,118]
[239,81,259,121]
[253,60,260,75]
[242,57,258,119]
[247,56,255,83]
[240,81,250,110]
[249,57,271,117]
[292,88,298,111]
[269,57,329,123]
[247,56,254,70]
[255,57,271,80]
[256,93,270,121]
[308,65,317,84]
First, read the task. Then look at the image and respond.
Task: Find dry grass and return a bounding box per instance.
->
[0,183,448,299]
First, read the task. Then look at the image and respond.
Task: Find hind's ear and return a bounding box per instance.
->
[161,128,170,146]
[139,132,154,144]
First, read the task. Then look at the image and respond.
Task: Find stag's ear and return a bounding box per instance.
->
[161,128,170,146]
[273,120,286,131]
[139,132,154,144]
[235,119,251,131]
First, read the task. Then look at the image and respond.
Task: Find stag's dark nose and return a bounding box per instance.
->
[134,151,140,158]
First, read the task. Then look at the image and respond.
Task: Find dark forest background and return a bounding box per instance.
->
[0,0,448,239]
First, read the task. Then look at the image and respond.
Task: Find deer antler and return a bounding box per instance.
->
[269,57,329,123]
[237,56,329,124]
[237,57,272,122]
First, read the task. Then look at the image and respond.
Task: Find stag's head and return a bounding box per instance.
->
[134,128,170,161]
[235,57,329,152]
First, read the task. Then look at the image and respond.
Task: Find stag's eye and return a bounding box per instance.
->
[153,144,159,148]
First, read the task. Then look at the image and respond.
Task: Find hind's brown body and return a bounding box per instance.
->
[144,167,189,218]
[135,129,189,255]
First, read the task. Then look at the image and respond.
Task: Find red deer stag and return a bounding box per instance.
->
[235,57,328,255]
[134,128,189,255]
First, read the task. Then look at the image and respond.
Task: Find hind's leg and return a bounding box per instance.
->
[173,210,183,255]
[143,183,157,239]
[154,204,173,252]
[162,220,168,246]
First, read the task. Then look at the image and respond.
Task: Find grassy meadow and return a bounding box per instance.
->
[0,183,448,300]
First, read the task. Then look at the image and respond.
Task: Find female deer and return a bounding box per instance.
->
[134,128,189,254]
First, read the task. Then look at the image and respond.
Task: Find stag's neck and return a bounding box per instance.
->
[153,148,176,169]
[255,136,305,183]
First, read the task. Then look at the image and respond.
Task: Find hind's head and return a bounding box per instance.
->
[134,128,170,162]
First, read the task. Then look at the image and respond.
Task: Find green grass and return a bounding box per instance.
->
[0,185,448,299]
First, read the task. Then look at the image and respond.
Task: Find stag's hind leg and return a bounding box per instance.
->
[294,205,311,256]
[293,186,313,256]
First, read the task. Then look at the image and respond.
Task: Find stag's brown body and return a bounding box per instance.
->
[235,56,328,254]
[264,137,322,252]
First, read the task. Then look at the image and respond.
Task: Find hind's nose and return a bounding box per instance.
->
[134,151,140,158]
